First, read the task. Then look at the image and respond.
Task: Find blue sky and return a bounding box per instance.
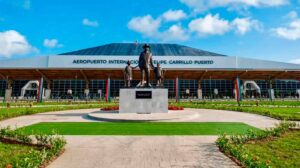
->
[0,0,300,63]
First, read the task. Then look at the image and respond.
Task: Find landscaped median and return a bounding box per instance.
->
[0,127,66,168]
[216,121,299,168]
[175,102,300,121]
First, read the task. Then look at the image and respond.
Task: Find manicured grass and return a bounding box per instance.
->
[190,100,300,107]
[0,103,116,121]
[19,122,259,135]
[0,142,40,167]
[1,101,117,107]
[177,102,300,120]
[244,130,300,168]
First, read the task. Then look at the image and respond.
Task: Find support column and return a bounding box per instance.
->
[209,76,212,100]
[297,79,300,99]
[105,77,111,102]
[268,80,275,101]
[197,80,203,100]
[84,80,90,99]
[4,79,12,102]
[234,76,242,102]
[36,70,51,101]
[44,81,51,100]
[175,77,180,102]
[37,77,44,102]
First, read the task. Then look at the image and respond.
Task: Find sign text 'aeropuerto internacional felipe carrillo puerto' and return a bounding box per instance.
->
[72,59,214,65]
[47,55,237,69]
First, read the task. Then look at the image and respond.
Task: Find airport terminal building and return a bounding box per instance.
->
[0,43,299,101]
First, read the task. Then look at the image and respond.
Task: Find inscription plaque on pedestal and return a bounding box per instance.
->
[136,91,152,99]
[120,88,168,113]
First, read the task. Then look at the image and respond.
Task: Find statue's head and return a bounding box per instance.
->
[143,44,150,52]
[127,60,131,65]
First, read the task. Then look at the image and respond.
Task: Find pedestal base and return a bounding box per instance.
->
[120,88,168,113]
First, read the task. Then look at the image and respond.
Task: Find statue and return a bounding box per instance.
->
[124,60,133,87]
[138,44,155,87]
[154,62,164,87]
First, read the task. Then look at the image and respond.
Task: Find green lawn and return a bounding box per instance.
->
[0,142,40,167]
[243,130,300,168]
[19,122,258,135]
[177,102,300,120]
[0,103,116,121]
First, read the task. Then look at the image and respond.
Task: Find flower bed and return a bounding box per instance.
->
[101,106,119,111]
[168,105,184,110]
[101,106,184,111]
[0,127,66,168]
[216,122,298,168]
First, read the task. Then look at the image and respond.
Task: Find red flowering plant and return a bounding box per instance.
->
[101,106,119,111]
[168,105,184,110]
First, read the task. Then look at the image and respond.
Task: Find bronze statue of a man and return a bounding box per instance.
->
[124,60,133,87]
[138,44,155,87]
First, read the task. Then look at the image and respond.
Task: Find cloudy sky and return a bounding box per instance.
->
[0,0,300,64]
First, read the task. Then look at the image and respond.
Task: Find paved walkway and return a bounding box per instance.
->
[48,136,238,168]
[0,108,286,168]
[0,109,98,129]
[0,108,280,129]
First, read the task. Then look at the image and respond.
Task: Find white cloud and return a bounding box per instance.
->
[162,9,187,21]
[232,17,262,35]
[189,14,231,36]
[188,14,262,36]
[289,59,300,64]
[128,15,189,41]
[43,39,63,48]
[0,30,37,58]
[180,0,289,12]
[128,15,161,37]
[285,11,298,19]
[161,25,189,41]
[82,18,99,27]
[273,12,300,40]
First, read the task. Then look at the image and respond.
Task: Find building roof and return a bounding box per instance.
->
[60,43,225,56]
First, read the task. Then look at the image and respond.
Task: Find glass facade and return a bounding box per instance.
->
[0,80,6,97]
[0,79,299,100]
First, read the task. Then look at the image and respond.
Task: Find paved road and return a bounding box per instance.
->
[0,108,286,168]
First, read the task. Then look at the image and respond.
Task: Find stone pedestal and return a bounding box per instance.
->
[5,89,12,101]
[120,88,168,113]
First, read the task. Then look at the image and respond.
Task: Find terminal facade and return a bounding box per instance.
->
[0,43,299,101]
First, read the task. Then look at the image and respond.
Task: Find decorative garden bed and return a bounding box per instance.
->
[216,122,299,168]
[168,105,184,110]
[101,105,184,111]
[0,127,66,168]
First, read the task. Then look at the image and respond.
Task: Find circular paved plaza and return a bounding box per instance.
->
[0,108,283,168]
